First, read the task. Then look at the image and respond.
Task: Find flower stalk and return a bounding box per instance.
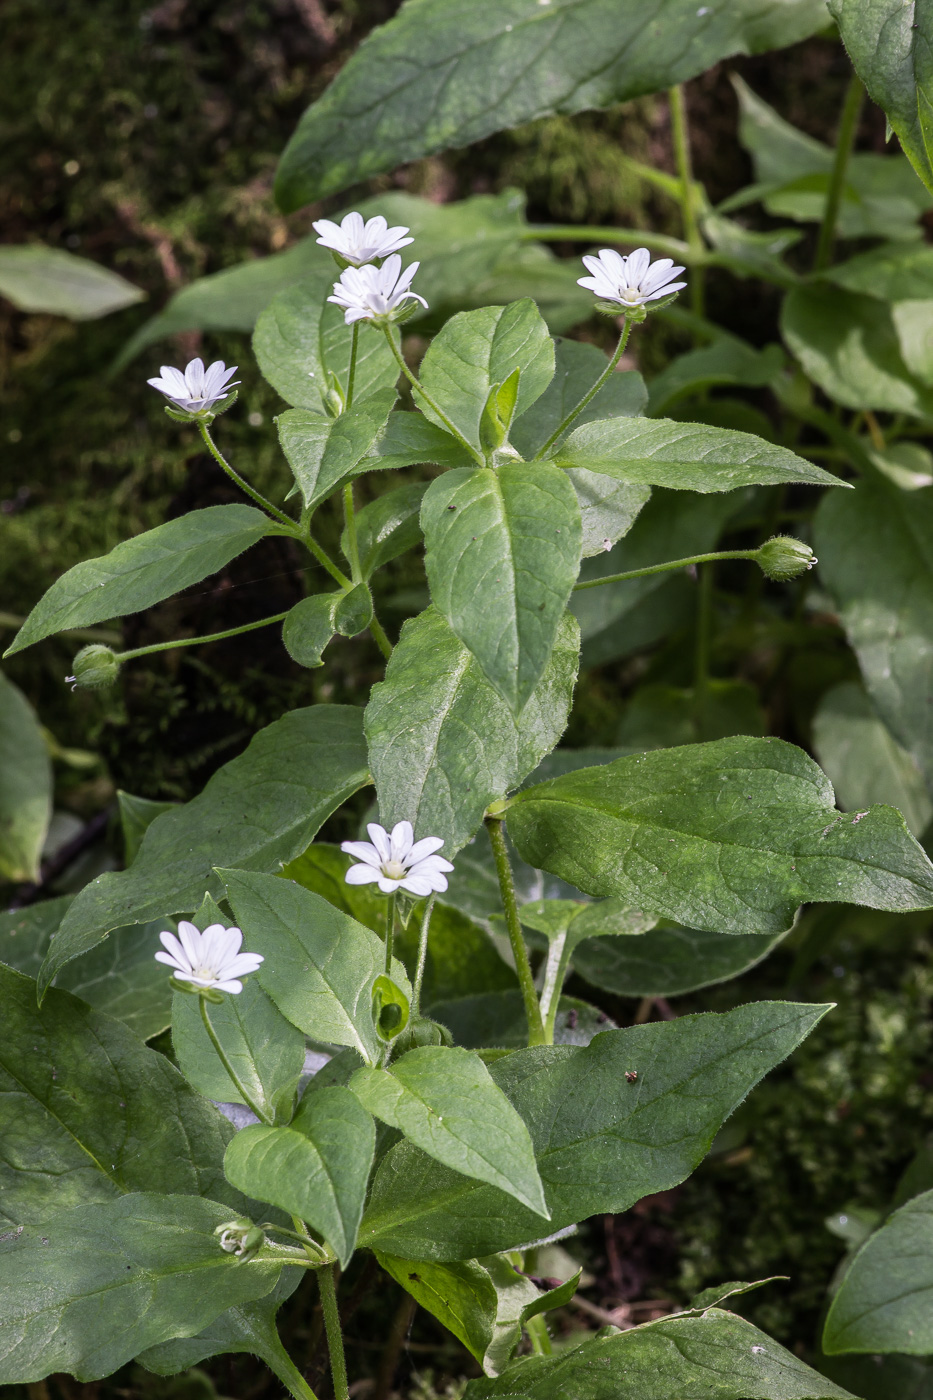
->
[485,816,546,1047]
[380,326,483,464]
[199,996,271,1125]
[535,316,634,459]
[197,421,296,529]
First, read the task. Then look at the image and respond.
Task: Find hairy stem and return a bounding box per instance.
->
[304,531,352,588]
[199,996,270,1125]
[668,84,704,319]
[117,611,290,663]
[318,1264,350,1400]
[411,894,436,1016]
[369,612,393,660]
[381,325,483,464]
[259,1342,322,1400]
[572,548,759,592]
[814,74,865,272]
[342,482,362,583]
[345,321,359,411]
[384,890,397,976]
[198,421,295,528]
[536,317,633,459]
[694,561,714,723]
[485,817,546,1047]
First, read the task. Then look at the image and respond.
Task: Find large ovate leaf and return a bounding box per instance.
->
[219,868,410,1065]
[356,410,477,474]
[422,463,581,715]
[223,1086,375,1267]
[360,1001,828,1260]
[365,607,578,856]
[504,737,933,935]
[831,0,933,198]
[344,481,427,578]
[274,0,832,210]
[511,337,646,458]
[253,268,398,410]
[782,284,933,417]
[4,506,275,657]
[277,388,397,510]
[0,671,52,882]
[41,705,369,990]
[351,1045,548,1217]
[815,480,933,794]
[824,1187,933,1355]
[0,244,145,319]
[463,1306,853,1399]
[0,1193,283,1384]
[572,923,789,998]
[552,416,840,492]
[0,964,241,1227]
[417,299,554,453]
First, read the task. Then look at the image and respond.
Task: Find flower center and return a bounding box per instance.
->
[622,285,642,302]
[382,859,407,880]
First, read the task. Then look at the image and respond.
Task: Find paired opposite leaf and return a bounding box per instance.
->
[0,1194,282,1384]
[361,1001,829,1261]
[42,705,369,989]
[351,1045,548,1217]
[417,300,554,452]
[572,923,789,999]
[422,464,582,715]
[224,1086,375,1267]
[277,388,397,509]
[552,416,841,493]
[4,506,275,656]
[220,868,411,1065]
[505,736,933,935]
[365,607,578,856]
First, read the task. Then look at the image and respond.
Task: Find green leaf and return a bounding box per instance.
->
[430,990,610,1049]
[617,679,766,751]
[357,410,477,474]
[821,1352,933,1400]
[219,868,411,1065]
[815,480,933,795]
[824,1187,933,1355]
[0,963,243,1226]
[782,284,933,417]
[334,582,374,637]
[0,671,51,881]
[813,682,932,840]
[422,464,582,714]
[566,469,650,559]
[505,737,933,935]
[223,1085,375,1267]
[0,244,145,319]
[553,416,840,492]
[136,1270,304,1377]
[282,593,340,669]
[253,269,398,411]
[417,300,554,454]
[365,606,578,856]
[41,705,369,990]
[274,0,832,210]
[825,242,933,303]
[647,339,785,416]
[351,1045,548,1217]
[4,506,275,657]
[277,388,397,510]
[360,1000,829,1260]
[118,790,178,866]
[343,481,426,578]
[572,924,789,998]
[463,1306,853,1399]
[0,1193,283,1384]
[172,983,305,1123]
[831,0,933,198]
[511,337,646,457]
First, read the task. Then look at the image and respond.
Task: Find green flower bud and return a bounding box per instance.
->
[393,1014,454,1055]
[65,644,121,691]
[756,536,817,582]
[216,1218,265,1263]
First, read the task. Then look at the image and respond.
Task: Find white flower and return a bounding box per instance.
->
[327,254,428,326]
[577,247,686,308]
[313,211,414,266]
[342,820,453,896]
[147,357,239,412]
[155,920,263,994]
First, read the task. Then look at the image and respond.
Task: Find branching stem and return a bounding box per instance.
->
[117,611,290,663]
[572,548,759,592]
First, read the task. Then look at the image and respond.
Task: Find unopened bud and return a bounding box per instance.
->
[756,536,817,582]
[216,1218,265,1263]
[65,644,121,691]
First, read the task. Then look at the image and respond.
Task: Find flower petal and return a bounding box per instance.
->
[366,823,392,861]
[389,820,414,861]
[341,839,382,866]
[406,835,445,864]
[644,281,687,302]
[345,863,383,885]
[626,248,651,283]
[176,920,202,966]
[155,950,185,971]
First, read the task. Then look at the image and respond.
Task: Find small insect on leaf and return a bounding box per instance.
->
[625,1070,638,1083]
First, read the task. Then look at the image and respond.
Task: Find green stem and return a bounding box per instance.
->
[694,561,713,722]
[485,817,546,1047]
[539,930,577,1045]
[536,317,633,459]
[411,895,436,1016]
[572,548,759,592]
[318,1265,350,1400]
[384,890,396,976]
[116,610,290,663]
[369,613,393,661]
[668,84,705,319]
[343,482,362,584]
[259,1342,322,1400]
[345,321,359,411]
[198,421,296,529]
[381,325,483,464]
[199,996,271,1125]
[523,225,691,259]
[305,531,352,588]
[813,74,865,272]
